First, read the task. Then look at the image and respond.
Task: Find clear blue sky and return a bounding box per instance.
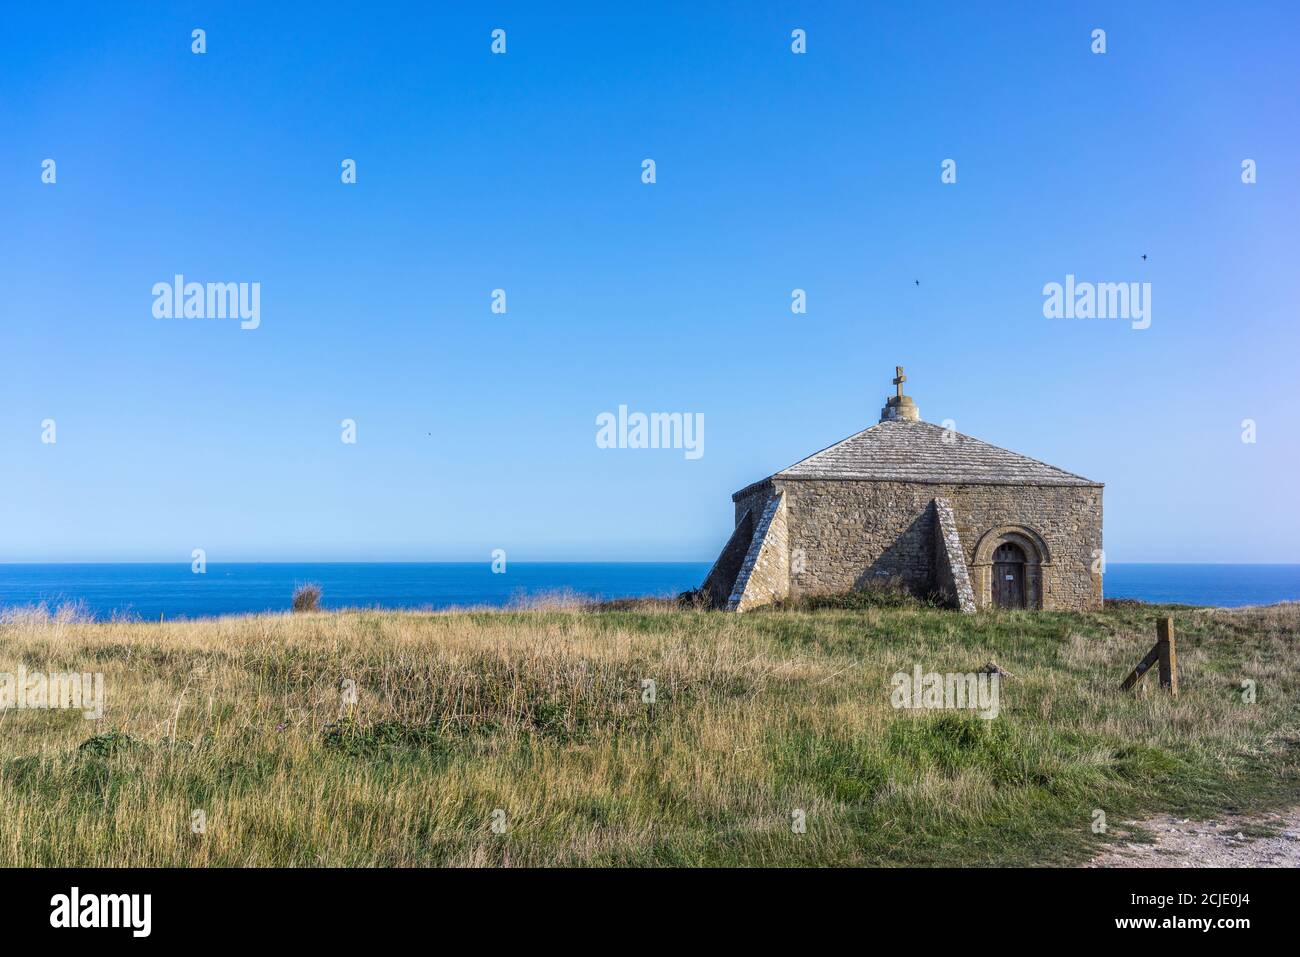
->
[2,1,1297,563]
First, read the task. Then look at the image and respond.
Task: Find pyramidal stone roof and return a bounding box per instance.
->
[735,367,1100,497]
[766,418,1100,488]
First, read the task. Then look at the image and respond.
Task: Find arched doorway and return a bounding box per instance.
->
[972,525,1049,610]
[992,542,1026,608]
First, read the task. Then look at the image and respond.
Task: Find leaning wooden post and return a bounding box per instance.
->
[1120,643,1159,692]
[1120,616,1178,695]
[1157,617,1177,696]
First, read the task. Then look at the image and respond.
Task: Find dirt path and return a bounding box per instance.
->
[1087,806,1300,868]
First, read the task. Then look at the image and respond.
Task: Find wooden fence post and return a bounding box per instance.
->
[1120,616,1178,695]
[1156,617,1177,696]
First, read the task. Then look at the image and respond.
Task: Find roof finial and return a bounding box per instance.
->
[880,366,920,423]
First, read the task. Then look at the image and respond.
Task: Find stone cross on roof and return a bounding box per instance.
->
[880,365,920,423]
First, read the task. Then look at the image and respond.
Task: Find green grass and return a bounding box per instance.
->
[0,600,1296,866]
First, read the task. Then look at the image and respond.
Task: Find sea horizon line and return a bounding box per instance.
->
[3,560,1300,567]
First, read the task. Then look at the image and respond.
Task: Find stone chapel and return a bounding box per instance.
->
[702,368,1103,612]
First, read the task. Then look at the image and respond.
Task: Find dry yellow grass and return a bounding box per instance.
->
[1,601,1296,866]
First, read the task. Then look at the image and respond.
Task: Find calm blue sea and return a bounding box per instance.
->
[0,563,713,621]
[1102,563,1300,609]
[0,563,1296,621]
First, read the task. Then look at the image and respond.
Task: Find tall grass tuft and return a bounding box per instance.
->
[0,600,91,624]
[291,583,322,613]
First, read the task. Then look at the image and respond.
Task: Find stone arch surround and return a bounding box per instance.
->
[971,524,1051,610]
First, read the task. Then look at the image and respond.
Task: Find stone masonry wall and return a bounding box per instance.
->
[779,480,938,596]
[933,497,977,613]
[701,509,754,608]
[775,479,1102,611]
[733,481,775,528]
[944,483,1102,611]
[728,493,790,611]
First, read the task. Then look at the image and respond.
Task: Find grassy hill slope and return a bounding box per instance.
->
[1,601,1296,866]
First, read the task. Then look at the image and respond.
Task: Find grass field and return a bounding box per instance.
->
[1,600,1297,866]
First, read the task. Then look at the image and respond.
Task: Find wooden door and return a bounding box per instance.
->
[992,543,1026,609]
